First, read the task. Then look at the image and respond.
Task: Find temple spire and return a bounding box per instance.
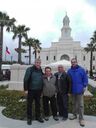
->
[63,13,70,26]
[59,13,73,42]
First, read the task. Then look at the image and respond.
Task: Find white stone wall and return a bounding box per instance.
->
[40,40,83,66]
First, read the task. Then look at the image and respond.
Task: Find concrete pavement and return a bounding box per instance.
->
[88,79,96,88]
[0,81,10,86]
[0,107,96,128]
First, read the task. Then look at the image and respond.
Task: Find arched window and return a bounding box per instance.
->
[83,56,85,61]
[54,56,56,60]
[60,54,70,61]
[93,56,95,61]
[46,56,48,61]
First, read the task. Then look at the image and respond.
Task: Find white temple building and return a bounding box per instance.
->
[40,14,96,71]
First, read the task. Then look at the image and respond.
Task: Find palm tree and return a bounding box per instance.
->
[32,39,41,59]
[22,38,34,64]
[84,31,96,77]
[12,25,30,64]
[0,11,16,73]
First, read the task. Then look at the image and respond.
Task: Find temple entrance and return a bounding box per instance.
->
[60,54,70,61]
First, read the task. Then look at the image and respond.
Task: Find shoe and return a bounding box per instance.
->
[27,119,32,125]
[79,120,85,127]
[36,117,44,123]
[53,116,59,121]
[45,116,49,121]
[62,117,68,121]
[69,115,77,120]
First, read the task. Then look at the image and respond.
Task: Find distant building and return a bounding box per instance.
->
[40,14,96,71]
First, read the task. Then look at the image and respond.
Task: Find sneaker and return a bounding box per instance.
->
[79,120,85,127]
[69,115,77,120]
[62,117,68,121]
[27,119,32,125]
[36,117,44,123]
[45,116,49,121]
[53,116,59,121]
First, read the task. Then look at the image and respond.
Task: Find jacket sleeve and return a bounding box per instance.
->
[54,73,58,90]
[82,68,88,87]
[66,74,72,93]
[67,70,72,93]
[23,67,31,91]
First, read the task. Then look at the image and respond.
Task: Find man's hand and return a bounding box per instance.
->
[24,91,28,95]
[83,87,86,94]
[83,87,86,92]
[68,93,71,96]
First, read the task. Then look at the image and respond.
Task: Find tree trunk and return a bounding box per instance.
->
[18,36,22,64]
[29,46,31,64]
[90,50,93,77]
[0,26,3,74]
[34,50,37,59]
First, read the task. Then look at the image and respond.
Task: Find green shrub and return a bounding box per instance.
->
[88,85,96,97]
[84,97,96,116]
[2,101,27,120]
[0,89,96,120]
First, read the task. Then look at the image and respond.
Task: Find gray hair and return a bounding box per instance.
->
[34,58,41,63]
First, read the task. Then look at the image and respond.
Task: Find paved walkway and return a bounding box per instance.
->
[88,79,96,88]
[0,107,96,128]
[0,81,10,86]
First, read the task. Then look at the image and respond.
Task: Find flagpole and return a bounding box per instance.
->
[5,46,11,61]
[5,48,6,61]
[11,55,13,63]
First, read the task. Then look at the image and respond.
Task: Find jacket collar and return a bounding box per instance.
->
[33,65,41,70]
[43,74,53,79]
[71,65,79,70]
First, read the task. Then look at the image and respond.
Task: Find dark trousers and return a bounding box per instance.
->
[27,90,41,120]
[43,95,57,117]
[57,93,68,118]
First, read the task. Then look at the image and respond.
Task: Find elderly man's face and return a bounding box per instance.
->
[35,61,41,69]
[58,65,64,72]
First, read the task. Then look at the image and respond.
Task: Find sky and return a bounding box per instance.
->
[0,0,96,62]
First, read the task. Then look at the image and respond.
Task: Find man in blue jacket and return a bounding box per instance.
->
[67,58,88,127]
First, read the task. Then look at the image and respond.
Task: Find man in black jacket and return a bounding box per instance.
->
[24,58,44,125]
[55,65,71,120]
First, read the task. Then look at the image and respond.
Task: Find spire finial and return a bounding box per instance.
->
[65,11,67,16]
